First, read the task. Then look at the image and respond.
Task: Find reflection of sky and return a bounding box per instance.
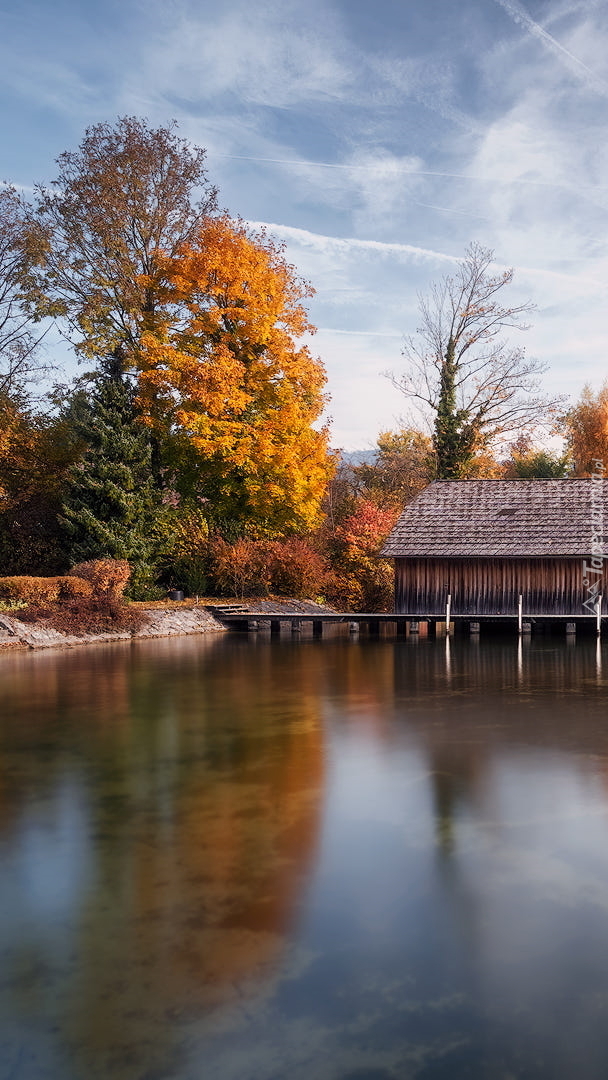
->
[3,774,91,929]
[0,776,92,1080]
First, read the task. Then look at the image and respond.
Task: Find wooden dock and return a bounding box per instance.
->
[210,607,605,637]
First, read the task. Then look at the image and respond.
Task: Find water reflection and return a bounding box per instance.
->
[0,638,326,1078]
[2,636,608,1077]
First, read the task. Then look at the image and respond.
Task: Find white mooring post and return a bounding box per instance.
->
[518,594,523,635]
[597,596,603,636]
[445,593,452,635]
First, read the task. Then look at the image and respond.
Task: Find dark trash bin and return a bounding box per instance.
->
[168,590,184,601]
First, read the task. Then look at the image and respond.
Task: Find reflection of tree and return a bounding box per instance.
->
[392,638,608,855]
[0,638,325,1077]
[430,749,484,855]
[319,641,398,739]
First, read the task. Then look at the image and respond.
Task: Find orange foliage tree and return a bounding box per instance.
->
[563,383,608,476]
[136,215,333,534]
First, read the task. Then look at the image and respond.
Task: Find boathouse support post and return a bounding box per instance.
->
[445,594,451,635]
[270,619,280,637]
[409,620,419,634]
[291,618,301,633]
[597,596,603,636]
[518,594,523,635]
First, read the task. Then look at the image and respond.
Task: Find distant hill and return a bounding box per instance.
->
[336,449,377,466]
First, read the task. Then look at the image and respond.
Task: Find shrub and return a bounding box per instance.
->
[57,577,94,600]
[155,507,210,596]
[0,574,100,604]
[263,539,328,599]
[327,558,394,613]
[206,537,329,599]
[209,538,271,599]
[0,598,27,613]
[17,594,147,635]
[325,500,398,612]
[68,559,131,598]
[2,561,145,636]
[0,576,62,603]
[125,563,165,601]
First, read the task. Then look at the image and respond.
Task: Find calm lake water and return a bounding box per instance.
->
[3,632,608,1079]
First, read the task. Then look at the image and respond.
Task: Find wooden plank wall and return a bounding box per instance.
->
[394,558,600,615]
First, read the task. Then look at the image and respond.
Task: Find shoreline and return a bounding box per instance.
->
[0,605,227,651]
[0,598,337,652]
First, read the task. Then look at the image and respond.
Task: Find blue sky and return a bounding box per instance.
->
[1,0,607,447]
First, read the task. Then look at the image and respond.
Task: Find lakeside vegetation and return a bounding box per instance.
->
[1,117,607,620]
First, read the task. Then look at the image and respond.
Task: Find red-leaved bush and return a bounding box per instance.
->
[325,500,398,612]
[68,559,131,598]
[5,559,144,635]
[207,537,329,600]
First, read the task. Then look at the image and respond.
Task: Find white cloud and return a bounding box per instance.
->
[372,54,484,135]
[313,329,410,449]
[127,0,353,110]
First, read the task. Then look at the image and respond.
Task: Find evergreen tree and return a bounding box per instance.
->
[60,373,159,575]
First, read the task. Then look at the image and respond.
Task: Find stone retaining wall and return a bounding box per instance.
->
[0,607,226,651]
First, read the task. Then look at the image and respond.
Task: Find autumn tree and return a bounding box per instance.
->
[390,244,562,479]
[0,186,52,399]
[137,215,333,534]
[26,121,332,536]
[563,382,608,476]
[503,435,570,478]
[27,116,217,378]
[327,501,397,612]
[0,394,78,574]
[353,428,433,510]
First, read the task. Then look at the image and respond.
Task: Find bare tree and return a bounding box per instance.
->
[389,243,563,479]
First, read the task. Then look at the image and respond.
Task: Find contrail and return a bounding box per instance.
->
[494,0,608,94]
[317,328,404,339]
[220,153,533,184]
[244,221,462,267]
[217,153,608,199]
[246,221,608,291]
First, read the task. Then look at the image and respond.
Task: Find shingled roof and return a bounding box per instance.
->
[381,479,608,558]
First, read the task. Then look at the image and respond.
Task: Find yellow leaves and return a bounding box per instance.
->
[159,214,313,343]
[135,215,332,532]
[564,381,608,477]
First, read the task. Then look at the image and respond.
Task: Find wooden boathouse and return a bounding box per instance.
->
[381,478,608,626]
